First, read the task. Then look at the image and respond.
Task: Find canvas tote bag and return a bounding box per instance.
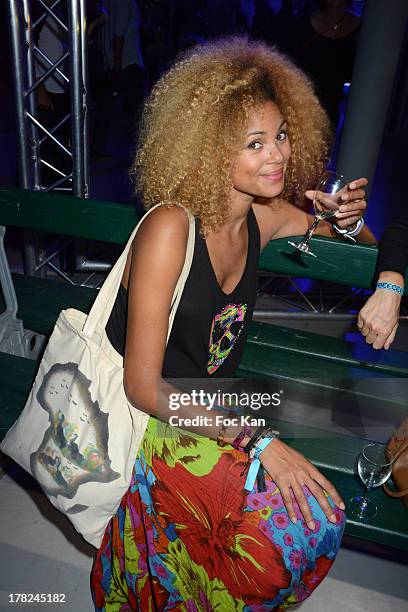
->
[1,203,195,547]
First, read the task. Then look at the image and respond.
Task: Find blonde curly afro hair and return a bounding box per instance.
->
[131,36,332,234]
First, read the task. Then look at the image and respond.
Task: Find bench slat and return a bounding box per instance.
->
[13,273,96,336]
[237,344,408,409]
[238,342,380,380]
[259,236,408,291]
[0,187,141,243]
[247,321,408,376]
[12,273,408,380]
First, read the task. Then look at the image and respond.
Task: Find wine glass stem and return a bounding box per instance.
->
[303,215,321,244]
[360,484,372,513]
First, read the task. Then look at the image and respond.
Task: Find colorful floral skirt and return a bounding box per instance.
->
[91,418,345,611]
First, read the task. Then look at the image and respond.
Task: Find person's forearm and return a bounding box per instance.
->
[126,377,257,448]
[377,270,405,287]
[355,224,376,244]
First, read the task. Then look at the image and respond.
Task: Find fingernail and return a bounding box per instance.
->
[339,205,345,212]
[290,515,297,524]
[339,502,345,510]
[330,514,337,523]
[308,520,315,530]
[341,194,348,201]
[350,182,356,189]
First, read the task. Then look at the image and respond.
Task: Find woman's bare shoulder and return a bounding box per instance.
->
[131,205,190,251]
[136,205,189,237]
[253,199,308,246]
[123,206,190,288]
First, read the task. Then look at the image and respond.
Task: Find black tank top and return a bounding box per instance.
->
[106,207,260,378]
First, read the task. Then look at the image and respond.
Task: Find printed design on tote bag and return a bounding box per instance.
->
[30,363,120,500]
[207,303,247,374]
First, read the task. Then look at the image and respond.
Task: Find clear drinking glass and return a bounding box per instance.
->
[349,443,393,520]
[288,170,348,258]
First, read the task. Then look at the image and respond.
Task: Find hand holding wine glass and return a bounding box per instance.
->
[288,170,367,257]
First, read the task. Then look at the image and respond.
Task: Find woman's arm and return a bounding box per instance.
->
[124,205,244,437]
[123,205,344,527]
[357,220,408,349]
[254,177,375,247]
[358,271,404,350]
[123,206,187,413]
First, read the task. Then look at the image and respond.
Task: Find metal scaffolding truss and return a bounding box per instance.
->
[8,0,89,197]
[255,274,408,323]
[7,0,89,277]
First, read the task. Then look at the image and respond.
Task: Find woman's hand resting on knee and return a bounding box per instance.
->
[260,439,345,529]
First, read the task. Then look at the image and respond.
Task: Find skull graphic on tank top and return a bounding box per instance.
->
[207,303,247,374]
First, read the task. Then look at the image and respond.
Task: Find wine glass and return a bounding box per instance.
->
[349,443,393,520]
[288,170,348,258]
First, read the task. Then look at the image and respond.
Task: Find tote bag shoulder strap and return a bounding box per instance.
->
[83,203,195,341]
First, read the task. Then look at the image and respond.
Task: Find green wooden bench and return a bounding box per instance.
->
[0,186,407,554]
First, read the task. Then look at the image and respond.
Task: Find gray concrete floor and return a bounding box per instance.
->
[1,456,407,612]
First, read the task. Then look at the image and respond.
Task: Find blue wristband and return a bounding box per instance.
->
[244,437,275,492]
[253,436,273,460]
[376,282,404,295]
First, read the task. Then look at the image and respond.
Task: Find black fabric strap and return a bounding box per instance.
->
[243,426,269,455]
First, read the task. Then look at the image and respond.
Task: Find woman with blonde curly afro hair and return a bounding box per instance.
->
[92,37,373,611]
